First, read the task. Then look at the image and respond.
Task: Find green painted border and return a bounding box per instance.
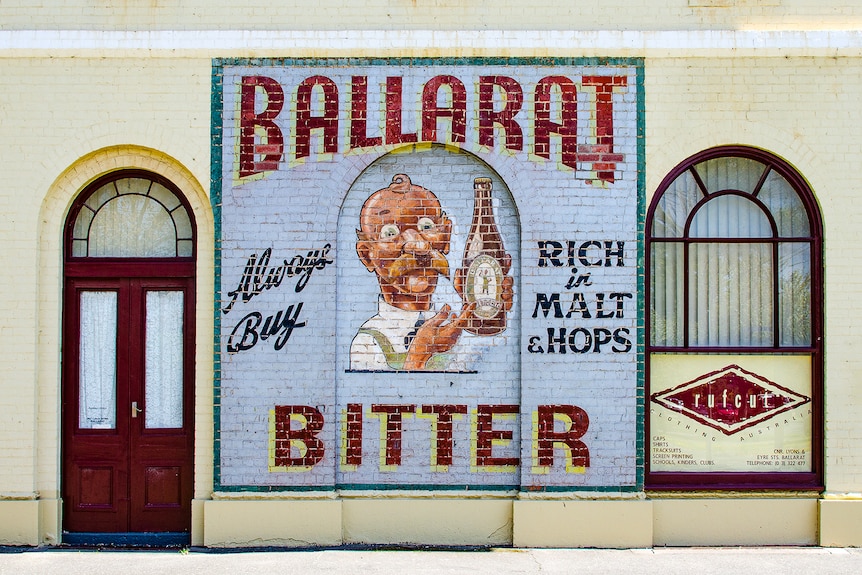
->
[635,59,647,491]
[212,483,640,493]
[524,485,641,493]
[211,60,225,489]
[213,56,644,68]
[215,485,337,493]
[211,56,646,494]
[211,484,513,493]
[336,483,516,491]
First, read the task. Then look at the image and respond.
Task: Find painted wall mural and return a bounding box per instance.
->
[212,58,644,491]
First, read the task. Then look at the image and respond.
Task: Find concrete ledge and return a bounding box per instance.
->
[39,498,61,545]
[342,499,513,546]
[512,500,653,548]
[819,499,862,547]
[191,498,206,547]
[0,500,39,546]
[202,499,342,547]
[653,498,817,546]
[29,496,840,547]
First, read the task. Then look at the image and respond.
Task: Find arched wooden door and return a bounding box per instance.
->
[61,170,196,540]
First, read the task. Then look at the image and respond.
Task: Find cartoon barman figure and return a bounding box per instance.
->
[350,173,513,371]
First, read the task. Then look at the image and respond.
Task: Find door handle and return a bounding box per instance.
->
[132,401,143,418]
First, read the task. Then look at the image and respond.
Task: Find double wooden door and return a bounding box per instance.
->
[62,270,194,534]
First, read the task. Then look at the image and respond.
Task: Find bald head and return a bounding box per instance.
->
[356,174,452,310]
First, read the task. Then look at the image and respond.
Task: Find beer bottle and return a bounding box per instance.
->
[455,177,511,336]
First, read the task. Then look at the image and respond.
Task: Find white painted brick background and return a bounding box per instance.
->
[216,62,640,489]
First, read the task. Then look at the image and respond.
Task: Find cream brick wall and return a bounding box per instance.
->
[0,1,860,32]
[643,56,862,492]
[0,57,214,502]
[1,6,861,544]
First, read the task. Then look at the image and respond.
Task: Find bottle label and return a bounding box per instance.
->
[465,255,504,319]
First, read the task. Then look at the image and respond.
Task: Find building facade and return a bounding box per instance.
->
[1,1,861,547]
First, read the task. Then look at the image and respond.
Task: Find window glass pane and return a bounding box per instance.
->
[114,177,152,196]
[177,239,194,257]
[145,291,184,429]
[74,177,194,258]
[72,207,94,241]
[72,239,88,257]
[779,243,812,346]
[694,156,766,195]
[148,182,181,211]
[89,195,177,257]
[172,205,193,240]
[688,243,773,346]
[84,182,117,212]
[690,195,771,238]
[758,171,810,237]
[650,242,684,346]
[652,170,702,237]
[79,291,117,429]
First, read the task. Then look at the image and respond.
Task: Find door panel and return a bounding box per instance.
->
[63,280,129,532]
[144,466,183,506]
[129,282,193,532]
[77,466,114,507]
[63,276,194,534]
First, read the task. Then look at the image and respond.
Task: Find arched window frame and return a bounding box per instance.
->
[646,146,823,490]
[65,169,197,266]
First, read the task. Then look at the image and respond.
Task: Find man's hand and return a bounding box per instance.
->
[500,275,514,312]
[403,303,474,370]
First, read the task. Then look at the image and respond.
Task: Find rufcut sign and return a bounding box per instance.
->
[213,58,643,491]
[649,355,813,473]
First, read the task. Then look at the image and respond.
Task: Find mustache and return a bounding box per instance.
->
[387,251,450,279]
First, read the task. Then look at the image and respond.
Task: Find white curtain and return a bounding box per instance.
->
[79,291,117,429]
[779,243,812,346]
[688,242,773,347]
[89,195,177,257]
[688,196,774,346]
[755,171,810,237]
[145,291,184,429]
[650,242,684,346]
[689,194,771,239]
[651,159,812,348]
[652,169,701,238]
[72,178,193,257]
[652,195,775,348]
[696,157,765,198]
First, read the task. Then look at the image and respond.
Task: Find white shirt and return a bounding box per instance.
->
[349,296,432,371]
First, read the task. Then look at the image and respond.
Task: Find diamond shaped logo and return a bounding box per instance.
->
[651,364,810,436]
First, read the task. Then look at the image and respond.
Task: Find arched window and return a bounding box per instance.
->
[66,171,195,259]
[646,146,822,490]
